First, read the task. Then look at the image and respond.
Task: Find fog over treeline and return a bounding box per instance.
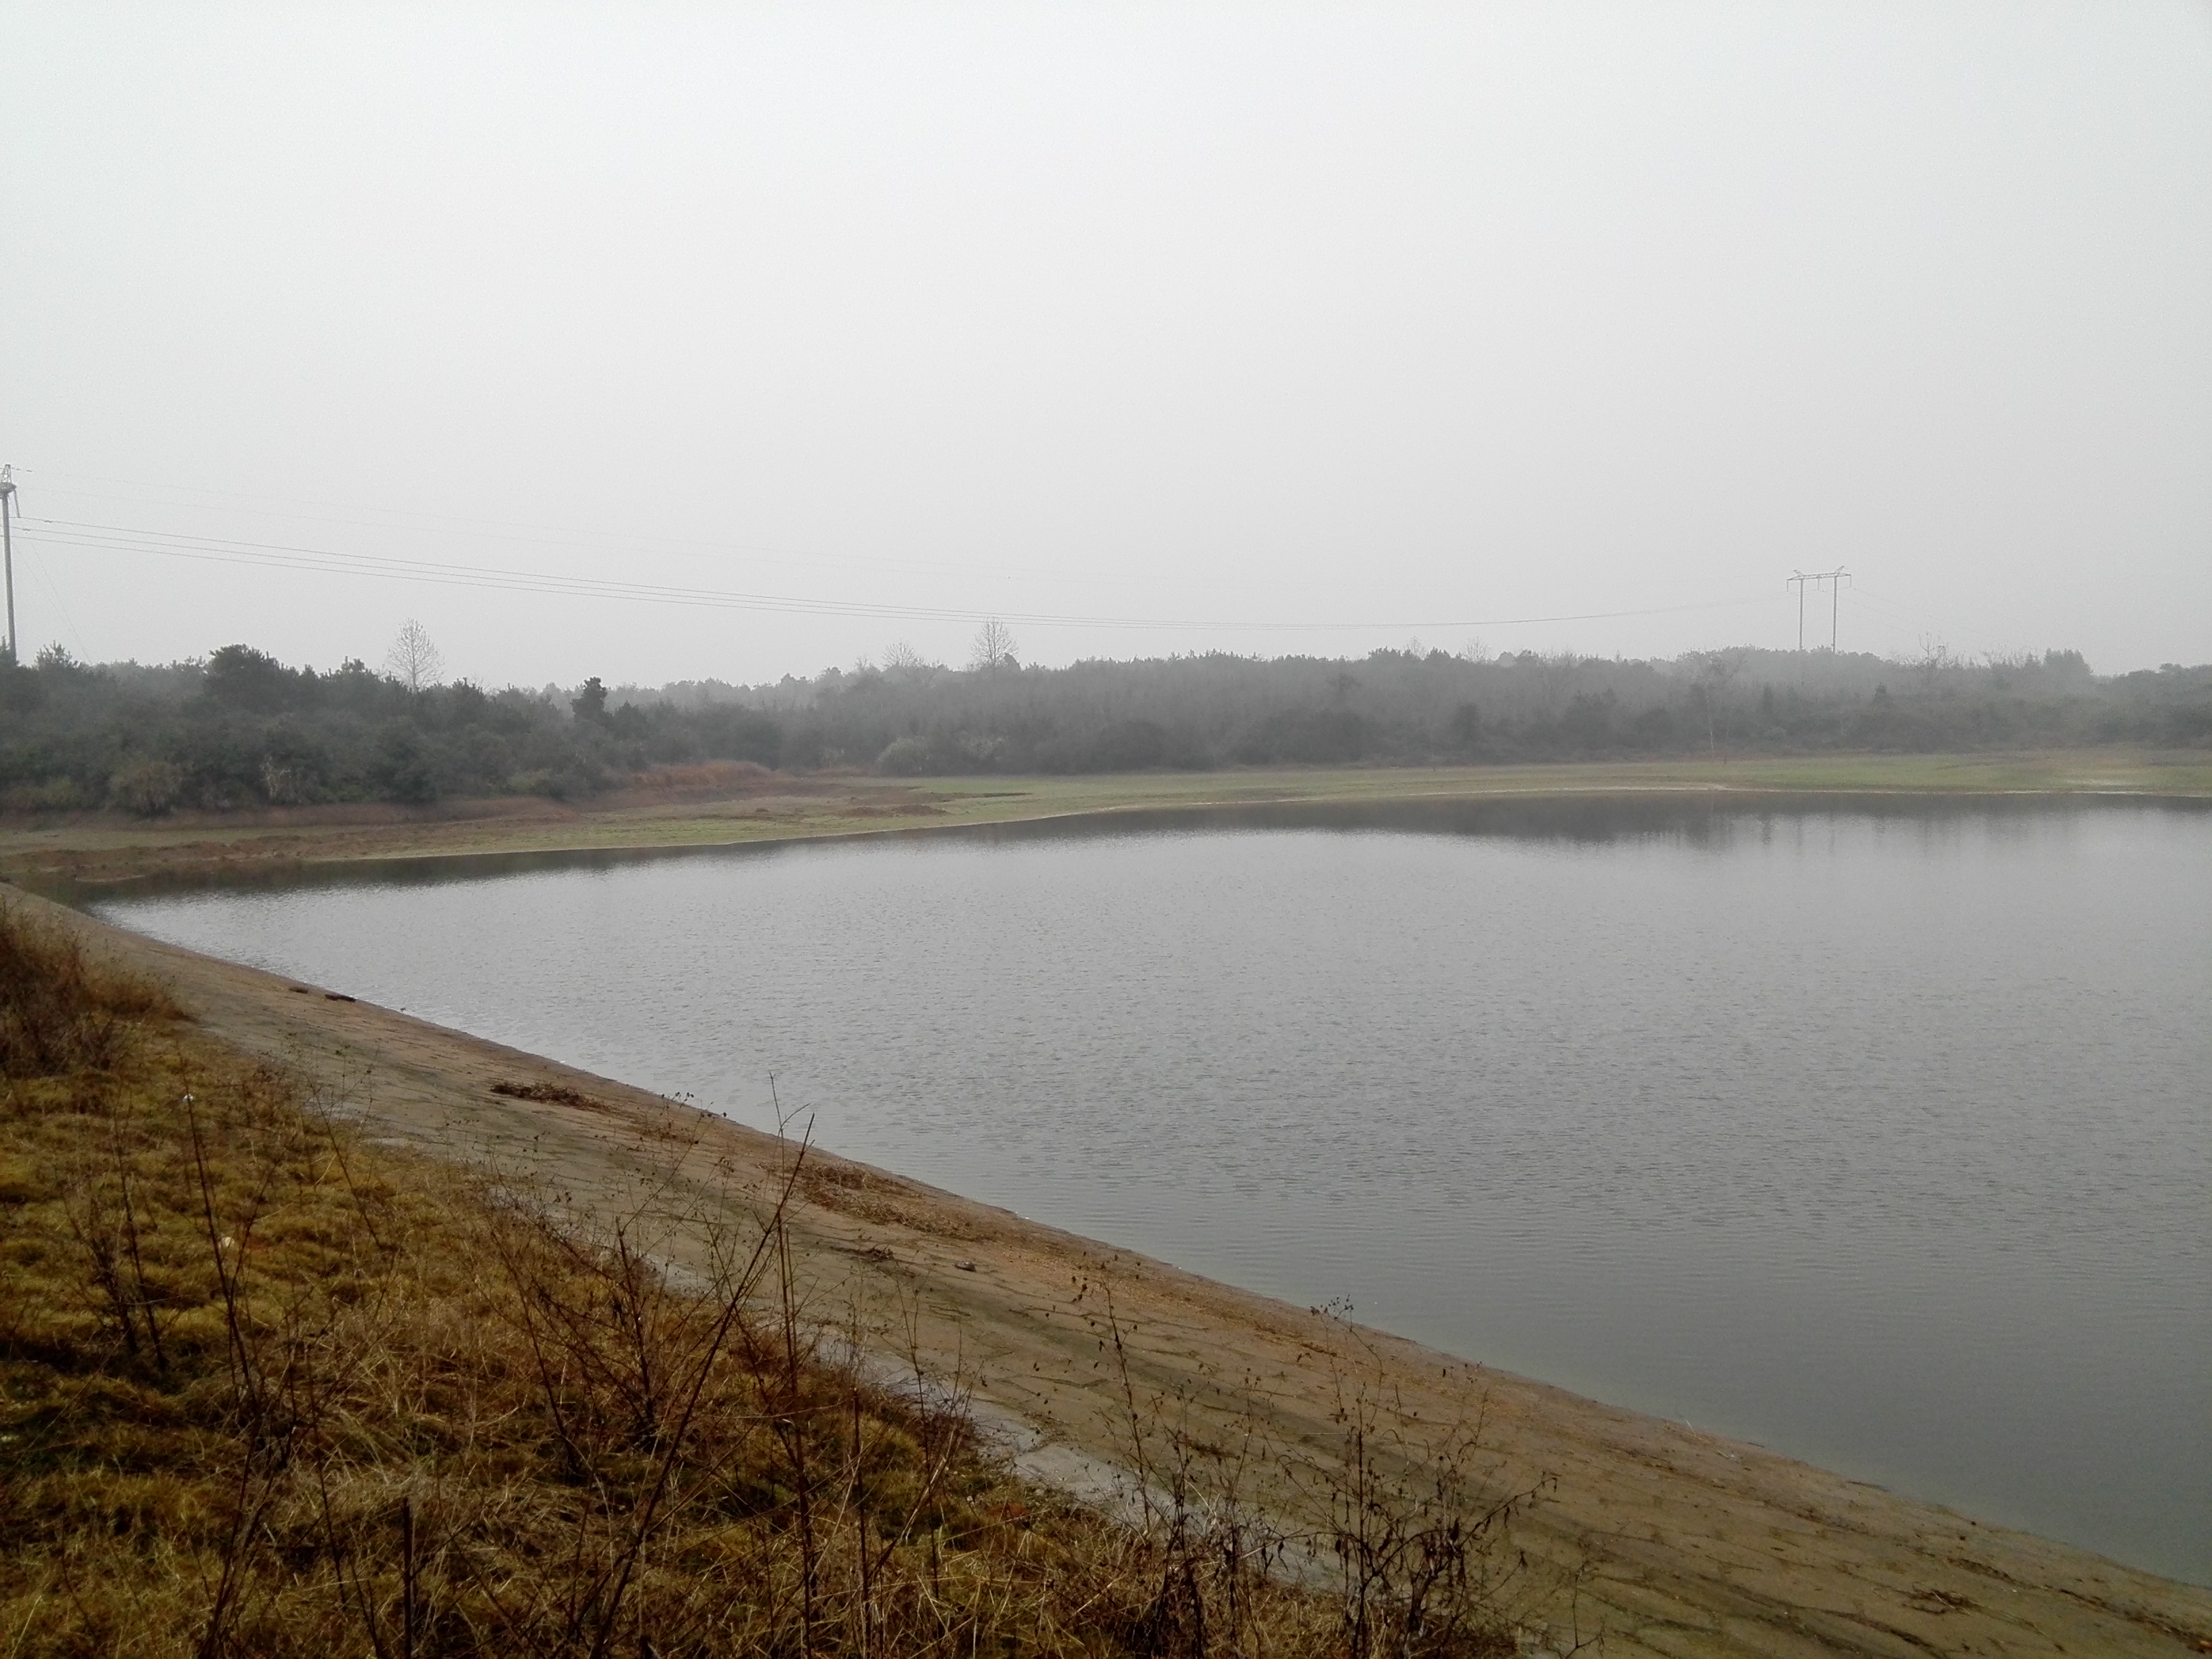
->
[1,637,2206,815]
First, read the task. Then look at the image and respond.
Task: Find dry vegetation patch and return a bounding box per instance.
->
[0,901,1544,1658]
[487,1078,612,1113]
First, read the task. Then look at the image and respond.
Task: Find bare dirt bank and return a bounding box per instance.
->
[15,886,2209,1658]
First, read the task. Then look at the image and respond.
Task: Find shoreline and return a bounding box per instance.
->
[11,882,2209,1658]
[4,750,2207,897]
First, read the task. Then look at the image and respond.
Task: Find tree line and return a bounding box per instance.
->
[0,644,779,814]
[0,630,2205,814]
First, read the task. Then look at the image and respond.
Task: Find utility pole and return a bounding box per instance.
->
[1786,567,1849,653]
[0,466,16,667]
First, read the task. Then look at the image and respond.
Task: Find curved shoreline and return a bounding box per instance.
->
[12,880,2207,1658]
[5,752,2208,901]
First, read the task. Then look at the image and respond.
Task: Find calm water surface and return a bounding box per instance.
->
[95,800,2211,1582]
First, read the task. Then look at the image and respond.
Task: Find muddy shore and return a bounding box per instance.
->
[12,882,2207,1658]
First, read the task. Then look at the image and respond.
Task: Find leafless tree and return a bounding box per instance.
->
[1684,647,1748,754]
[969,617,1018,672]
[384,619,445,692]
[881,639,924,672]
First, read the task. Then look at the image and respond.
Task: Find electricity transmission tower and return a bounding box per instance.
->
[1786,567,1849,652]
[0,466,16,665]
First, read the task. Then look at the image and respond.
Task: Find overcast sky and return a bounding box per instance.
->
[4,2,2208,686]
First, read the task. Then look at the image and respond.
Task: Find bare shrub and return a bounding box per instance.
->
[1078,1287,1584,1659]
[0,899,176,1077]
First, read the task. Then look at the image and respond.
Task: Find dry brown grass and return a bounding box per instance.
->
[0,903,1544,1658]
[0,904,176,1079]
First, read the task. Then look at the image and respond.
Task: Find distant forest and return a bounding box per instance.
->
[1,636,2207,815]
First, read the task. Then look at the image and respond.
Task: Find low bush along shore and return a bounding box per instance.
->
[0,898,1560,1658]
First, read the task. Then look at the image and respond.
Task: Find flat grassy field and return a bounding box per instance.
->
[2,748,2205,891]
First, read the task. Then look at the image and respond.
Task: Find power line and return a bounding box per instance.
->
[16,465,1799,637]
[20,536,90,662]
[16,463,649,538]
[20,514,1788,636]
[1847,584,2011,653]
[18,472,1049,588]
[21,516,1222,627]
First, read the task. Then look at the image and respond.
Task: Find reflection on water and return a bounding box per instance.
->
[93,798,2212,1582]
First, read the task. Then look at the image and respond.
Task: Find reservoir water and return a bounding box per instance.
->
[91,796,2211,1582]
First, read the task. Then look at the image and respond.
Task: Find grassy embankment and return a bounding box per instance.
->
[3,750,2205,893]
[0,899,1546,1658]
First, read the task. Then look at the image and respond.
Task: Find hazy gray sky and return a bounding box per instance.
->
[5,1,2208,684]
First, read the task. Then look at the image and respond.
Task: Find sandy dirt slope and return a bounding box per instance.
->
[14,885,2208,1658]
